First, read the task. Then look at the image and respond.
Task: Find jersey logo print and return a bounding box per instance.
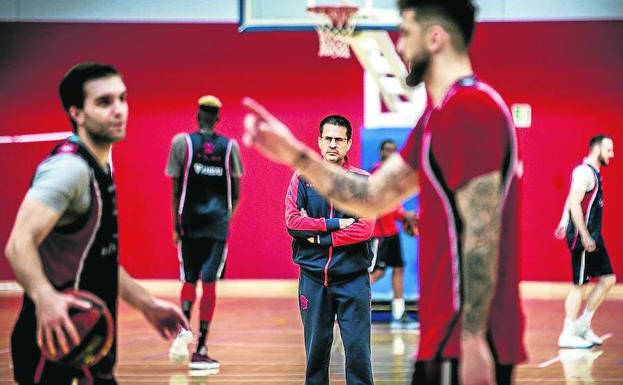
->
[193,163,223,176]
[203,142,215,155]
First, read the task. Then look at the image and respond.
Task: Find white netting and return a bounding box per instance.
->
[308,6,358,59]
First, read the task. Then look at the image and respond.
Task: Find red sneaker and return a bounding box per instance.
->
[189,352,220,370]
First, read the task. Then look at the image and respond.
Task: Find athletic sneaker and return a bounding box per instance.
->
[390,313,420,330]
[190,352,220,370]
[557,332,593,349]
[169,328,193,363]
[579,327,604,345]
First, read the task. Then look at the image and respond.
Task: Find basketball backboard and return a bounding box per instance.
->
[238,0,400,32]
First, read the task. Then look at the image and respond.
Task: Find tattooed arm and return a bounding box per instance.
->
[243,98,419,218]
[455,170,502,385]
[298,151,419,218]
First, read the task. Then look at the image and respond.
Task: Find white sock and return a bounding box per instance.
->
[392,298,405,320]
[562,318,575,333]
[578,308,595,325]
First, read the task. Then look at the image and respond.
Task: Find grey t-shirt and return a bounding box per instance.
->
[26,153,91,227]
[165,133,243,178]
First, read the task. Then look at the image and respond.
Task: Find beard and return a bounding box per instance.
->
[84,116,126,145]
[85,123,126,145]
[598,154,608,167]
[405,52,431,87]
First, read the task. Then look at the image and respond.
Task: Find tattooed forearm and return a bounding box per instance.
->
[299,153,419,218]
[455,171,502,336]
[295,150,418,218]
[328,172,372,203]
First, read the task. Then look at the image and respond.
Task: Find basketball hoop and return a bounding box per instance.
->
[307,5,358,59]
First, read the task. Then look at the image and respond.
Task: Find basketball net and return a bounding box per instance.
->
[308,5,358,59]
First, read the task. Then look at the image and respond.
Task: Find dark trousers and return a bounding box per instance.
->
[298,272,374,385]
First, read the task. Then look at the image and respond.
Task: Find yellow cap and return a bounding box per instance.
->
[198,95,222,108]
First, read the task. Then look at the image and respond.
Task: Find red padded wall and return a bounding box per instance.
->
[1,21,622,281]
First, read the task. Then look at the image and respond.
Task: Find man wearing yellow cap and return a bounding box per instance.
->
[165,95,243,371]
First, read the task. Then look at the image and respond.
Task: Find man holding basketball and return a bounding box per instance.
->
[242,1,526,384]
[5,62,188,385]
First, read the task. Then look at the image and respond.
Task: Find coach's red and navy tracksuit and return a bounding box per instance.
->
[285,160,375,385]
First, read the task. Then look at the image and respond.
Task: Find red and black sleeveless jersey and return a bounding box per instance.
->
[400,76,526,364]
[16,135,119,375]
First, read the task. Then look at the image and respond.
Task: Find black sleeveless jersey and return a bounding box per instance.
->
[566,163,604,248]
[177,131,234,240]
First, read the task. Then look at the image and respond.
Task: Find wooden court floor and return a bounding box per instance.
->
[0,282,622,384]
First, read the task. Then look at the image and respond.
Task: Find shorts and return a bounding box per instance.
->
[371,234,403,272]
[411,359,513,385]
[570,242,614,285]
[179,237,227,283]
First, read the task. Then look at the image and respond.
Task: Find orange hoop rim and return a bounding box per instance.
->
[307,5,359,28]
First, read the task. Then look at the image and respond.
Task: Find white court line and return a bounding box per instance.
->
[537,333,613,368]
[0,131,72,144]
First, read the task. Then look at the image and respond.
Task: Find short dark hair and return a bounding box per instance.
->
[319,115,352,140]
[398,0,476,50]
[589,134,611,149]
[59,62,120,131]
[380,139,396,151]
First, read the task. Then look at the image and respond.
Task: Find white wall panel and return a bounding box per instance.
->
[0,0,237,22]
[1,0,622,22]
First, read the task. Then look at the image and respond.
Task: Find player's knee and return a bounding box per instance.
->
[601,274,616,288]
[372,269,385,279]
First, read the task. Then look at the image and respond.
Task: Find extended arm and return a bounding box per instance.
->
[243,98,419,218]
[119,267,189,338]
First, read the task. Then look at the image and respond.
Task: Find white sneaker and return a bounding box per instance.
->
[390,314,420,330]
[580,328,604,345]
[169,328,193,363]
[558,332,593,349]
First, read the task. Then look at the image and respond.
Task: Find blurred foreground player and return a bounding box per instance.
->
[241,0,527,383]
[5,62,188,385]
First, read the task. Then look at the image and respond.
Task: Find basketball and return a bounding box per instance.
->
[41,289,114,368]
